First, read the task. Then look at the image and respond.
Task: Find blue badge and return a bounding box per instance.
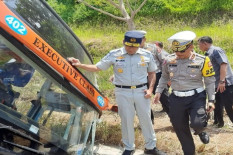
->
[97,96,105,107]
[5,15,27,35]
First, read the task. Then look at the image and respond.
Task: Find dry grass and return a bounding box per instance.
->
[96,101,233,154]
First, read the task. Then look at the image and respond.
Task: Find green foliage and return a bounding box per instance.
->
[47,0,233,26]
[47,0,76,23]
[47,0,123,25]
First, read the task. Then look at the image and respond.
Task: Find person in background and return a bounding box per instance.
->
[0,43,35,110]
[198,36,233,128]
[140,32,170,115]
[68,31,166,155]
[154,31,215,155]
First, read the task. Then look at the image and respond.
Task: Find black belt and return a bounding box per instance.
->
[115,83,147,89]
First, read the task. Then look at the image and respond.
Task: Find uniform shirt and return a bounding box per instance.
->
[156,52,215,100]
[206,45,233,86]
[144,43,169,73]
[96,47,157,86]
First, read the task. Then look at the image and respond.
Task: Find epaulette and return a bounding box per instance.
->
[109,48,124,57]
[194,53,206,62]
[146,43,155,48]
[163,53,177,64]
[140,48,151,54]
[144,43,155,52]
[167,53,176,60]
[195,53,205,59]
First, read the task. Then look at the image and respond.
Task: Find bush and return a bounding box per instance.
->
[47,0,233,26]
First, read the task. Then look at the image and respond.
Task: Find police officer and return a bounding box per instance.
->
[198,36,233,128]
[154,31,215,155]
[68,31,166,155]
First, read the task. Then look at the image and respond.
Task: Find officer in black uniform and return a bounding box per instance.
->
[154,31,215,155]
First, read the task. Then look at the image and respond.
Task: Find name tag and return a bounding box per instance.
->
[116,59,125,62]
[169,64,177,67]
[188,65,200,69]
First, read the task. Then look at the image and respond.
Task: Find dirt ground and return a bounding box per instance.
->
[98,103,233,155]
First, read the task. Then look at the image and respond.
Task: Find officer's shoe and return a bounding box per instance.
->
[213,120,218,125]
[217,121,224,128]
[144,147,166,155]
[122,150,135,155]
[198,132,209,144]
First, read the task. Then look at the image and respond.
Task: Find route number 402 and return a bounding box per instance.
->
[5,15,27,35]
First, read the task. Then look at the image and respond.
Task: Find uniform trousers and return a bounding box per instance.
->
[115,86,156,150]
[214,91,224,124]
[215,85,233,123]
[169,91,207,155]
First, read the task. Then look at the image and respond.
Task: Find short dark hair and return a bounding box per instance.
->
[198,36,213,44]
[154,41,163,48]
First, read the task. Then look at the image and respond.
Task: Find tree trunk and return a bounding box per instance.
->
[126,18,135,30]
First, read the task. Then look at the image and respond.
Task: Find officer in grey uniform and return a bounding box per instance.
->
[143,39,170,114]
[68,31,166,155]
[154,31,215,155]
[109,31,170,123]
[198,36,233,128]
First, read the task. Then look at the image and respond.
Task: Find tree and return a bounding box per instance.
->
[77,0,148,30]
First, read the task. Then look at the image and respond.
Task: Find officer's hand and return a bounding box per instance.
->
[217,83,226,93]
[153,93,161,104]
[144,89,152,99]
[206,102,215,113]
[67,57,81,67]
[109,75,114,83]
[167,80,171,87]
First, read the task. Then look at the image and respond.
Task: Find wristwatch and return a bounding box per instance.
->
[219,80,225,84]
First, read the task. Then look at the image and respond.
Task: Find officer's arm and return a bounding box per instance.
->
[148,71,156,92]
[204,76,215,101]
[157,50,168,63]
[67,57,101,72]
[204,75,216,113]
[155,60,169,94]
[217,63,227,93]
[75,64,101,72]
[219,63,227,82]
[202,56,215,102]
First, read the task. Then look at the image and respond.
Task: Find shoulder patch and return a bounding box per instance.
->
[195,53,205,59]
[140,48,151,53]
[109,48,123,57]
[162,53,176,65]
[167,54,177,61]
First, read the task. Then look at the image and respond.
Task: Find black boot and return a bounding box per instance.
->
[122,150,135,155]
[144,147,166,155]
[198,132,209,144]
